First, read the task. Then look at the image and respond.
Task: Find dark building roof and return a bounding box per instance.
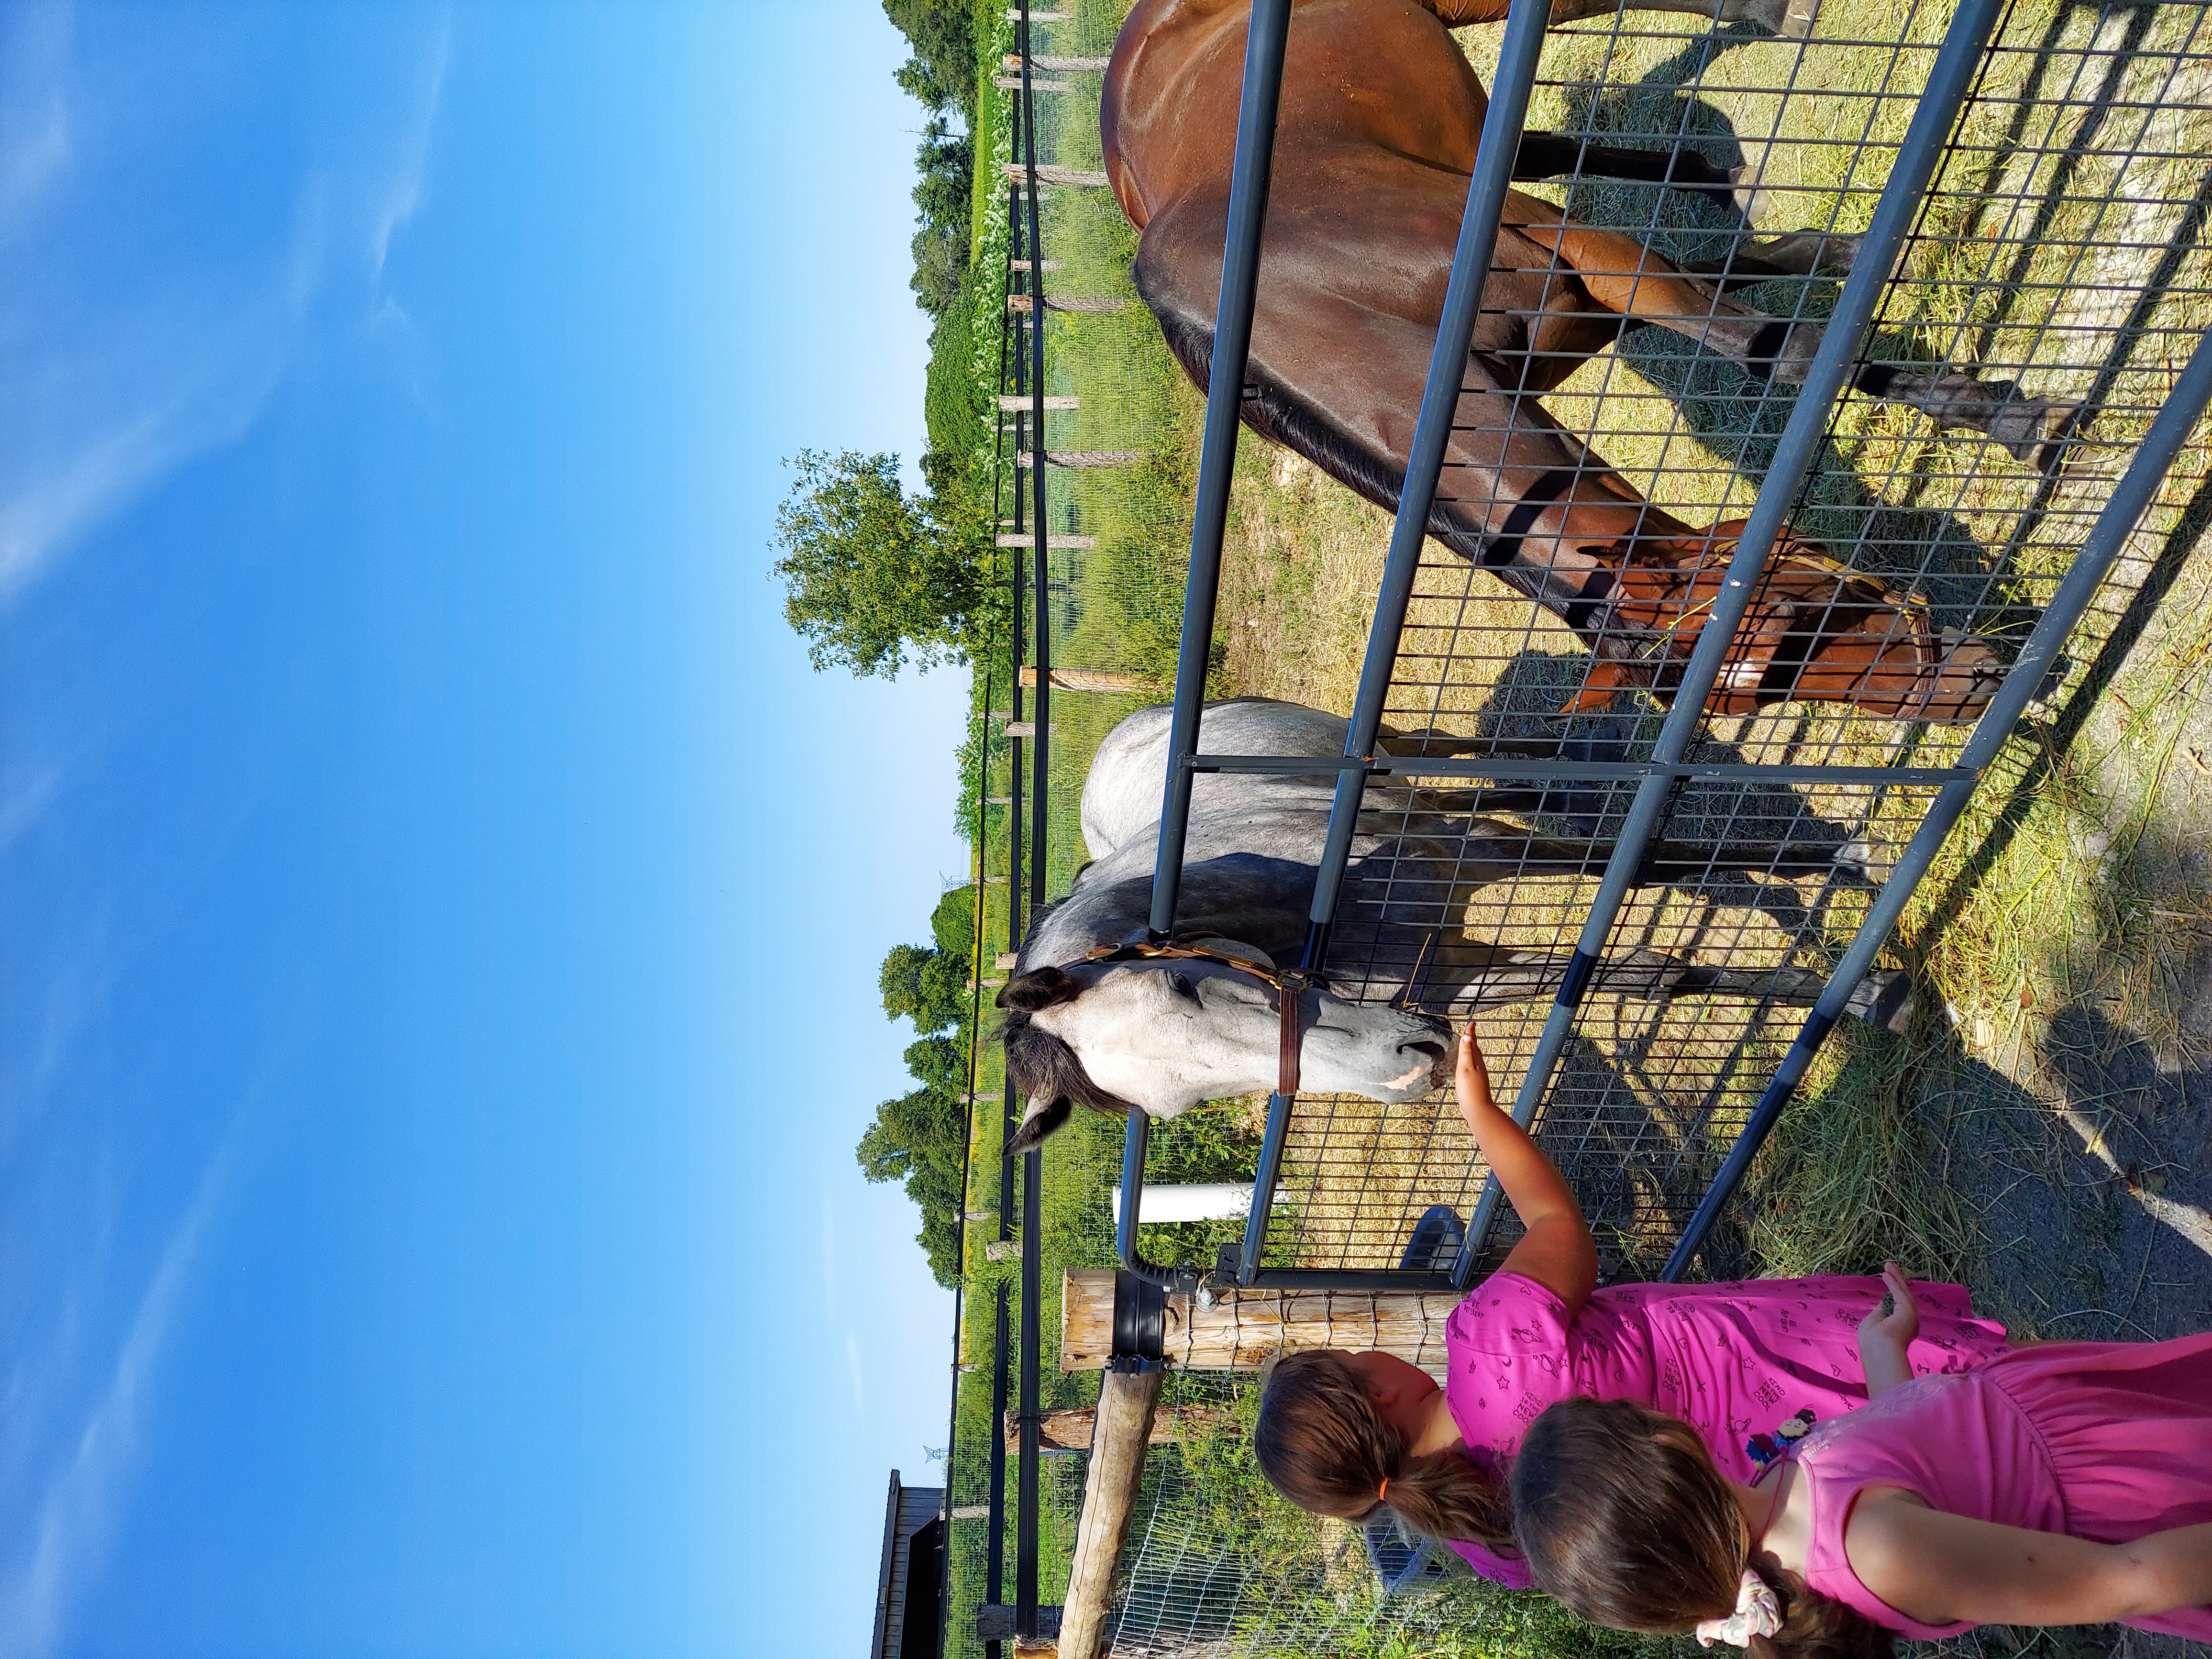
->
[870,1470,946,1659]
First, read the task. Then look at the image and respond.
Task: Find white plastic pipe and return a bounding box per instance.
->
[1110,1183,1268,1225]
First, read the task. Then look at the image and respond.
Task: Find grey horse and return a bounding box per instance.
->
[998,698,1902,1152]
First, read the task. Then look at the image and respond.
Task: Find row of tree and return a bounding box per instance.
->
[856,886,984,1288]
[887,0,978,320]
[769,3,1008,681]
[792,4,1016,1282]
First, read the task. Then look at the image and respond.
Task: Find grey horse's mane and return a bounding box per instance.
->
[994,963,1139,1153]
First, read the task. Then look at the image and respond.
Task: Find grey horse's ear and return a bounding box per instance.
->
[1003,1098,1073,1156]
[999,966,1080,1011]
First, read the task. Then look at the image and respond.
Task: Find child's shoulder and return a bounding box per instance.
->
[1449,1270,1571,1351]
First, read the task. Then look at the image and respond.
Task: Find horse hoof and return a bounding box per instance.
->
[1727,0,1819,37]
[1917,630,2007,722]
[1847,968,1914,1032]
[2026,398,2089,473]
[1726,164,1774,225]
[1834,838,1891,882]
[1805,230,1860,273]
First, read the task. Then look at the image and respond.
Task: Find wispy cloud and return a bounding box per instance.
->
[0,9,453,606]
[0,1109,251,1659]
[0,765,64,860]
[369,15,449,286]
[0,2,74,224]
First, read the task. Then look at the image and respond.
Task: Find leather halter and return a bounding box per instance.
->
[1082,938,1323,1097]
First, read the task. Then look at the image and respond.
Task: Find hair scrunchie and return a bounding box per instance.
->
[1695,1568,1783,1648]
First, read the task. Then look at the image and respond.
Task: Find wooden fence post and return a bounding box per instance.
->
[976,1604,1063,1643]
[995,533,1096,549]
[1051,1368,1163,1659]
[1006,294,1136,314]
[1003,53,1112,73]
[1018,665,1143,693]
[1017,451,1140,469]
[1003,1402,1232,1454]
[1001,161,1112,188]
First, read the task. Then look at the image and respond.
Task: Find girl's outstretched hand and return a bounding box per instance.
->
[1859,1261,1922,1346]
[1454,1023,1496,1128]
[1857,1261,1921,1396]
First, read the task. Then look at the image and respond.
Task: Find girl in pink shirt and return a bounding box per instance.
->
[1254,1028,2008,1583]
[1510,1267,2212,1650]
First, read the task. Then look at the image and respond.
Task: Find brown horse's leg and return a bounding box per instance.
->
[1517,214,2080,468]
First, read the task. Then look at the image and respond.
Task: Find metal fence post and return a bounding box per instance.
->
[1450,0,2012,1286]
[1659,319,2212,1279]
[1015,14,1045,1639]
[1147,0,1293,936]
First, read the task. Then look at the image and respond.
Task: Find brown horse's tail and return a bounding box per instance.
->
[1561,520,2004,723]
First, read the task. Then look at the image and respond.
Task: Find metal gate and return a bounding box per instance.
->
[1117,0,2212,1291]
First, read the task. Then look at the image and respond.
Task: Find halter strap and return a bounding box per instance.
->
[1082,938,1324,1097]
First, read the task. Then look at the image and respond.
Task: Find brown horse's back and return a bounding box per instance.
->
[1103,0,1493,230]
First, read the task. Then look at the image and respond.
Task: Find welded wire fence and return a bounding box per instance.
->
[945,8,1171,1658]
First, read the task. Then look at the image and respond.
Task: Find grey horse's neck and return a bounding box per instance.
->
[1022,853,1317,971]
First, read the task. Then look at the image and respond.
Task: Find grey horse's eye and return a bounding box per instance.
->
[1167,972,1202,1004]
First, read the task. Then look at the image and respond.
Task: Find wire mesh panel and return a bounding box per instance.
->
[1232,0,2212,1282]
[1103,1376,1514,1659]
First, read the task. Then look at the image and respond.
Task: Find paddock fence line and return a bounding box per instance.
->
[942,2,1206,1656]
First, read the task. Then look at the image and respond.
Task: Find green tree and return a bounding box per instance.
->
[770,450,990,678]
[882,0,976,115]
[929,885,977,962]
[904,1033,969,1094]
[855,1084,970,1288]
[908,115,974,317]
[880,942,971,1035]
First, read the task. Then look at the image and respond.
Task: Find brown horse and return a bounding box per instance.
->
[1103,0,2079,720]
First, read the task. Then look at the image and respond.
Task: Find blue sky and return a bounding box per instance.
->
[0,3,970,1653]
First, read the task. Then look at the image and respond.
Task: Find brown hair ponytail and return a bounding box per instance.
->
[1510,1398,1892,1659]
[1253,1350,1515,1549]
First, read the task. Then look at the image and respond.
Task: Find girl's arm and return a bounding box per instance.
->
[1459,1025,1598,1319]
[1847,1491,2212,1627]
[1856,1261,1920,1398]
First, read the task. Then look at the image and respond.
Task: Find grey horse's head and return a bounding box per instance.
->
[994,958,1453,1154]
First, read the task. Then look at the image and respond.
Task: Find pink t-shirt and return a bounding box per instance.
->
[1439,1272,2008,1587]
[1792,1338,2212,1643]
